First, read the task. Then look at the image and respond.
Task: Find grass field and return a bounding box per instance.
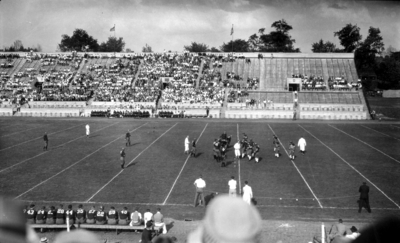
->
[1,117,400,225]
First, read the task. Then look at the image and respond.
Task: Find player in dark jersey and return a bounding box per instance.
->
[190,138,197,157]
[76,204,86,224]
[272,135,279,152]
[86,206,96,224]
[220,131,232,148]
[274,141,281,157]
[26,204,36,224]
[288,142,296,160]
[107,206,118,225]
[46,206,56,224]
[120,147,126,169]
[43,132,48,151]
[66,205,75,225]
[119,207,130,225]
[56,204,65,224]
[125,130,131,147]
[213,139,222,163]
[241,138,249,158]
[253,142,261,163]
[36,206,46,224]
[96,206,107,225]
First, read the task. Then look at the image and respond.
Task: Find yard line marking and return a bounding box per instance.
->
[390,124,400,129]
[14,123,148,200]
[86,123,178,203]
[0,123,83,152]
[300,124,400,209]
[268,124,323,208]
[329,124,400,164]
[0,122,120,174]
[237,123,242,195]
[0,126,40,137]
[360,125,400,141]
[162,123,209,205]
[16,199,400,211]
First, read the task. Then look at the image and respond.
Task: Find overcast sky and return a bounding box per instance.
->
[0,0,399,53]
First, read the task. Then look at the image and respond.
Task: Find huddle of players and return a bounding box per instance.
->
[213,132,232,167]
[25,204,144,226]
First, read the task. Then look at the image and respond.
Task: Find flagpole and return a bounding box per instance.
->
[231,24,234,55]
[114,24,116,54]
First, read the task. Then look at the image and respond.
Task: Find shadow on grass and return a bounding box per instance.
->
[205,193,217,206]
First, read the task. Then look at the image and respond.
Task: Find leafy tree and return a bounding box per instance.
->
[4,40,41,52]
[311,39,337,53]
[209,47,220,52]
[220,39,249,52]
[58,29,99,52]
[13,40,23,50]
[125,48,133,53]
[184,42,209,52]
[334,24,362,52]
[257,19,300,52]
[355,27,385,69]
[374,52,400,89]
[142,44,152,53]
[99,36,125,52]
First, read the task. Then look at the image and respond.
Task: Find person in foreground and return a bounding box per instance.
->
[186,194,262,243]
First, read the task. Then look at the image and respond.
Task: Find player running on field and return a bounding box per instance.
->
[274,141,281,157]
[120,147,126,169]
[190,138,197,157]
[43,132,48,151]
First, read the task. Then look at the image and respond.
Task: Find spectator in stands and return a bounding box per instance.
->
[130,207,143,226]
[56,204,65,224]
[26,204,36,224]
[66,205,75,225]
[153,208,167,234]
[186,195,262,243]
[36,206,46,224]
[144,208,153,226]
[107,206,118,225]
[141,221,156,243]
[96,206,107,225]
[328,219,347,242]
[76,204,86,224]
[119,207,130,225]
[86,206,96,224]
[46,206,56,224]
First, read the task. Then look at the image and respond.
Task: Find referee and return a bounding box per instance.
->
[43,132,48,151]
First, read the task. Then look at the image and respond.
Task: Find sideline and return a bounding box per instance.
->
[360,124,400,141]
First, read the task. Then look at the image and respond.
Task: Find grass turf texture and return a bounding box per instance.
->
[1,117,400,226]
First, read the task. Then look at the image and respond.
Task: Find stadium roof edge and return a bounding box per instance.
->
[0,52,355,59]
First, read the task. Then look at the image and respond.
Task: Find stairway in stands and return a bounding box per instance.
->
[132,62,143,87]
[195,60,205,88]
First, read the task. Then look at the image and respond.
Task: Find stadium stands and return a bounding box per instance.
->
[0,52,368,120]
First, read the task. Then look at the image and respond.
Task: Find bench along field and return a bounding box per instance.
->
[0,117,399,222]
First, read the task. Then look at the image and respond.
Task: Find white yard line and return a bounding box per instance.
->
[86,123,178,203]
[162,123,209,205]
[268,124,323,208]
[0,122,120,174]
[16,199,399,211]
[360,124,400,141]
[0,126,40,137]
[0,123,83,152]
[14,123,148,200]
[237,123,242,195]
[329,124,400,164]
[300,124,400,209]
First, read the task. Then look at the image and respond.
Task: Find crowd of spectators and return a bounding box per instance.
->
[328,76,361,90]
[291,74,327,90]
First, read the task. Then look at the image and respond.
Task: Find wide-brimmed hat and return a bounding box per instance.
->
[187,195,262,243]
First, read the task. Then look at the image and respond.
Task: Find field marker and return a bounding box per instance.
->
[300,124,400,209]
[16,199,399,211]
[329,124,400,164]
[0,122,120,174]
[0,123,83,152]
[86,123,178,203]
[268,124,323,208]
[236,124,242,195]
[390,124,400,129]
[162,123,209,205]
[14,122,149,200]
[360,125,400,141]
[0,126,40,137]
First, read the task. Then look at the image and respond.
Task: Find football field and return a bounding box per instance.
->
[1,117,400,222]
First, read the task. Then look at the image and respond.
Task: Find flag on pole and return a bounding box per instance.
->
[230,25,234,35]
[349,25,357,36]
[110,25,115,32]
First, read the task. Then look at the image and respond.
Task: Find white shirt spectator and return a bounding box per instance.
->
[143,211,153,226]
[228,179,237,190]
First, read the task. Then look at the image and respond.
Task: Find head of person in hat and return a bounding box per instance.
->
[187,195,262,243]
